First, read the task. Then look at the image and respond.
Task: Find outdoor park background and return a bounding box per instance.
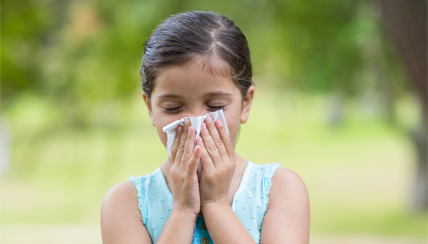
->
[1,0,427,243]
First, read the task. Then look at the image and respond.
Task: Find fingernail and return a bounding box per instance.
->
[177,126,182,132]
[201,123,207,130]
[215,119,223,127]
[197,137,202,144]
[205,115,212,122]
[184,119,190,126]
[188,126,193,134]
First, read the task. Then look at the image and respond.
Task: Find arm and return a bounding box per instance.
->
[261,168,310,244]
[156,209,197,243]
[102,120,202,244]
[100,182,199,244]
[197,116,256,244]
[156,120,201,243]
[202,199,256,244]
[100,181,152,244]
[199,168,310,244]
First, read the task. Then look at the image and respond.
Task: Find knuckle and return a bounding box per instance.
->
[176,144,184,153]
[171,164,179,172]
[207,145,217,153]
[182,151,190,159]
[186,163,195,173]
[215,139,223,147]
[224,140,233,149]
[221,163,231,172]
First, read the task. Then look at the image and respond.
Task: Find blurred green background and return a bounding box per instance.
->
[1,0,427,243]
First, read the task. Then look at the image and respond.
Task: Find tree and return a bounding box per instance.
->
[379,0,427,211]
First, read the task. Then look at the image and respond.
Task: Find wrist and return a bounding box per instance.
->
[201,197,230,214]
[171,206,198,222]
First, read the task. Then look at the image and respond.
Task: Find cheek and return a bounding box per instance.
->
[156,126,168,148]
[152,111,177,148]
[223,109,241,146]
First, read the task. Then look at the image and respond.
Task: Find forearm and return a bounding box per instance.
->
[157,208,197,244]
[202,199,256,244]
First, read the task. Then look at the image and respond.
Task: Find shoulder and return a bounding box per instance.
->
[269,167,309,209]
[271,167,307,194]
[101,181,151,244]
[260,167,310,243]
[102,181,140,210]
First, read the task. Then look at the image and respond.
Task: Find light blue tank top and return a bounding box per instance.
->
[129,161,280,244]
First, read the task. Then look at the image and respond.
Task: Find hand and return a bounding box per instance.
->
[169,119,201,216]
[196,115,236,210]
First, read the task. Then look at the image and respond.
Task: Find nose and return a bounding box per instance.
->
[184,108,207,118]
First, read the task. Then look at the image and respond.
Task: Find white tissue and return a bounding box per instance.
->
[162,109,229,158]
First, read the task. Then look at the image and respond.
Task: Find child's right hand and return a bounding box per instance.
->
[169,119,201,216]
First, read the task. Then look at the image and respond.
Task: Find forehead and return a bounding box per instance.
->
[152,56,239,97]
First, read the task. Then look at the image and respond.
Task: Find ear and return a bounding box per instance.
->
[142,92,155,126]
[240,85,255,124]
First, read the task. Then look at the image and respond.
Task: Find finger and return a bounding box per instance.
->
[214,119,234,160]
[200,122,222,167]
[187,145,201,178]
[169,125,182,165]
[175,118,190,167]
[200,121,223,167]
[181,125,196,164]
[204,115,229,162]
[196,136,214,172]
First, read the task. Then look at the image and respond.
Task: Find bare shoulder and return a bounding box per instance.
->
[101,181,151,244]
[102,181,137,207]
[261,167,310,244]
[270,167,308,198]
[269,167,309,211]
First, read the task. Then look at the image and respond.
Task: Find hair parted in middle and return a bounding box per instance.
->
[140,11,253,99]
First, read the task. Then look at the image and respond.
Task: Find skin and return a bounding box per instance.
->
[101,56,310,244]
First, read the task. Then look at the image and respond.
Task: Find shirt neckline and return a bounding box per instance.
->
[156,161,254,213]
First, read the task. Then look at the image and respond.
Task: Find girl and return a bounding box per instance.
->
[101,11,310,244]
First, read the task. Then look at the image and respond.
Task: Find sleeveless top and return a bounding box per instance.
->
[129,161,280,244]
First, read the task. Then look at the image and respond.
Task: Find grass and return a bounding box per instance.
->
[0,90,426,240]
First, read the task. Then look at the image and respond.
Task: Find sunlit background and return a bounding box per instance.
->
[1,0,427,243]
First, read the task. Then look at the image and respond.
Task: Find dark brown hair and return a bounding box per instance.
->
[140,11,253,99]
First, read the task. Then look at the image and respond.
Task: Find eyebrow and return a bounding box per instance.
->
[157,93,181,99]
[157,91,233,99]
[204,91,233,97]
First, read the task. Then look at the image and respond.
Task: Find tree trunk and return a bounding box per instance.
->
[410,112,428,211]
[378,0,427,211]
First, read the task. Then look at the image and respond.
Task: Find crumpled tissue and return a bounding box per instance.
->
[162,109,229,158]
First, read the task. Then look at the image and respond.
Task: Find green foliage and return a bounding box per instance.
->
[269,0,363,93]
[2,0,409,125]
[1,0,56,104]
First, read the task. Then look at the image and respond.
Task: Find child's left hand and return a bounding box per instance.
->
[196,114,236,210]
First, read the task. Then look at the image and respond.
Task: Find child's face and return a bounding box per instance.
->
[143,56,254,150]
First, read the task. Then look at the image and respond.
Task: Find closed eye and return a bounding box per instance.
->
[163,106,224,114]
[163,107,182,114]
[207,106,225,112]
